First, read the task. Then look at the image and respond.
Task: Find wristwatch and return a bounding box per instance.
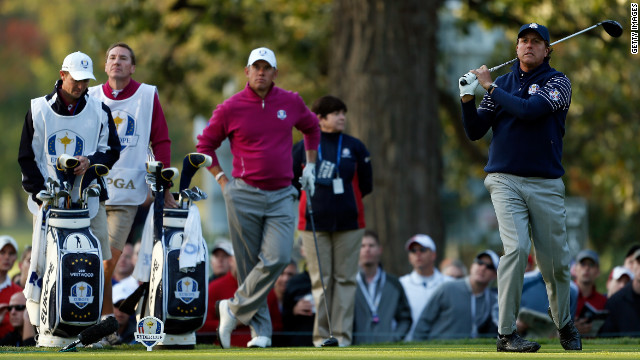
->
[488,82,498,94]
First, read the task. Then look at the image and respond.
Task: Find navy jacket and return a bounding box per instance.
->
[461,60,571,178]
[293,132,372,231]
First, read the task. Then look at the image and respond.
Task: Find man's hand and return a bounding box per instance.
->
[293,298,314,316]
[574,317,592,335]
[300,163,316,197]
[164,189,178,208]
[459,72,479,98]
[470,65,493,90]
[73,156,91,175]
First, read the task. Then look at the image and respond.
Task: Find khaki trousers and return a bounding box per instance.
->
[301,228,364,347]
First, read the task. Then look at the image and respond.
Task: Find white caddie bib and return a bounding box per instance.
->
[29,95,104,217]
[89,84,155,205]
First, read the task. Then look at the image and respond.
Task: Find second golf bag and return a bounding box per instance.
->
[127,153,211,346]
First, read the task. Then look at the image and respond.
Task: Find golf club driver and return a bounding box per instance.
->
[305,195,339,347]
[146,161,165,240]
[460,19,623,85]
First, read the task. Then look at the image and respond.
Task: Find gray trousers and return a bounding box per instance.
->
[223,179,297,338]
[484,173,572,335]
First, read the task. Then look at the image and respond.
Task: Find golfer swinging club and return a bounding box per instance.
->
[458,23,581,352]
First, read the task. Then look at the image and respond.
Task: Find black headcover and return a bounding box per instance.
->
[59,316,119,352]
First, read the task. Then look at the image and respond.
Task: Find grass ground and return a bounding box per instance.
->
[2,338,639,360]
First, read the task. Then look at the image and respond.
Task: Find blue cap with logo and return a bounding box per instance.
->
[518,23,550,43]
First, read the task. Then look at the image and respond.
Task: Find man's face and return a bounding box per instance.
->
[0,244,17,273]
[634,258,640,284]
[606,275,630,298]
[470,255,497,285]
[359,235,382,268]
[407,243,435,272]
[211,249,231,276]
[59,72,90,101]
[105,46,135,81]
[115,244,134,277]
[8,293,26,328]
[245,60,277,94]
[516,31,549,70]
[274,263,297,297]
[575,258,600,286]
[319,110,346,134]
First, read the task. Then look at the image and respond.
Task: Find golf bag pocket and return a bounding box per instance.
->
[40,209,103,338]
[148,208,208,334]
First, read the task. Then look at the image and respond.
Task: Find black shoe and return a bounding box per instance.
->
[559,320,582,350]
[497,332,541,352]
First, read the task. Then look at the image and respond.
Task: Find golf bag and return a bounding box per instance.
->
[39,208,103,340]
[146,208,208,335]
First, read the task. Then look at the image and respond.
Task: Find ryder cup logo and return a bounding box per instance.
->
[529,23,539,29]
[135,316,165,351]
[47,130,84,163]
[549,89,560,101]
[175,277,200,304]
[528,84,540,95]
[111,110,140,151]
[81,59,89,68]
[277,110,287,120]
[69,282,94,309]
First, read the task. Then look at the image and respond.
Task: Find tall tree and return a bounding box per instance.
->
[330,0,444,274]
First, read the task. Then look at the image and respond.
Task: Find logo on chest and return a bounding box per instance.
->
[47,130,84,163]
[277,110,287,120]
[111,110,140,151]
[528,84,540,95]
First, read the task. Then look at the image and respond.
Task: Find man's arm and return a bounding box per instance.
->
[18,110,46,203]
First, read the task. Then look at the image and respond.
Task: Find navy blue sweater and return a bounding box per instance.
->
[461,60,571,178]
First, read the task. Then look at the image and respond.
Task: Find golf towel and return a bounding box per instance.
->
[179,205,207,272]
[132,209,155,282]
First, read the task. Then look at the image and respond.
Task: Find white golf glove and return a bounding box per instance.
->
[459,72,479,97]
[300,163,316,197]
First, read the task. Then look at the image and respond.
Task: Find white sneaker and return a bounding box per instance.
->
[247,336,272,348]
[216,299,237,349]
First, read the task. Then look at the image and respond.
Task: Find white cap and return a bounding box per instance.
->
[211,239,234,256]
[61,51,96,80]
[609,266,634,281]
[404,234,436,252]
[113,276,138,305]
[0,235,18,253]
[247,47,277,69]
[477,249,500,269]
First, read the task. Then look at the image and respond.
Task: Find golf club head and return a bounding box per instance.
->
[190,186,208,200]
[146,161,163,174]
[145,173,156,186]
[321,337,339,347]
[600,20,623,38]
[36,190,54,202]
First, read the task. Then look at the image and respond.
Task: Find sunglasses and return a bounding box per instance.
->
[409,246,430,254]
[474,259,496,271]
[4,305,26,311]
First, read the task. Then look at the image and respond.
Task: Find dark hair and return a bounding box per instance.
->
[625,244,640,258]
[311,95,347,118]
[106,42,136,65]
[363,229,380,245]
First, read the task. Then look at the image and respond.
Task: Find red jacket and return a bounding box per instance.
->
[0,282,23,339]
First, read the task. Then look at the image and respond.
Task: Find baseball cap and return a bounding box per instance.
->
[0,235,18,253]
[518,23,550,43]
[608,266,634,281]
[112,276,138,305]
[404,234,436,252]
[247,47,277,69]
[61,51,96,81]
[211,239,234,256]
[576,249,599,266]
[476,249,500,269]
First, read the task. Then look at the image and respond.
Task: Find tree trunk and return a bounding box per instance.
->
[330,0,444,275]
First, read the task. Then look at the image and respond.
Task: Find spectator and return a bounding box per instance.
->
[606,266,633,298]
[209,239,234,282]
[599,249,640,337]
[0,236,22,339]
[271,261,297,347]
[111,277,138,345]
[281,240,314,347]
[113,243,135,284]
[623,244,640,271]
[413,250,500,340]
[0,292,35,346]
[15,246,31,289]
[353,230,411,344]
[440,258,468,279]
[399,234,451,340]
[293,95,373,347]
[573,250,607,336]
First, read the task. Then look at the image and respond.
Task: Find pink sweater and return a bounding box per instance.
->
[197,83,320,190]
